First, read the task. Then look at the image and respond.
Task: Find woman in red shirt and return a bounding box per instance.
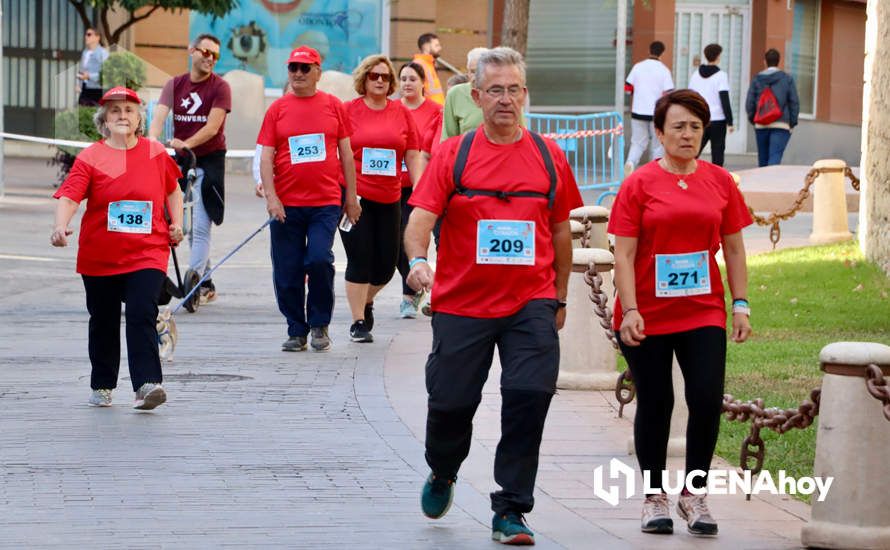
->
[343,55,422,342]
[396,61,441,319]
[608,90,752,536]
[51,87,183,411]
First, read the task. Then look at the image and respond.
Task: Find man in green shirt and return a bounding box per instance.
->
[442,47,526,140]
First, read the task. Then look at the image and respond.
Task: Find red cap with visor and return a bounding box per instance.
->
[99,86,142,105]
[286,46,322,66]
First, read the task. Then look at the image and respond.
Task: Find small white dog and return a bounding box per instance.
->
[157,307,177,362]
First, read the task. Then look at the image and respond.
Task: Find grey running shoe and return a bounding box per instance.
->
[400,298,417,319]
[677,493,718,535]
[349,320,373,343]
[199,280,217,304]
[133,383,167,410]
[88,389,113,407]
[641,493,673,534]
[310,326,332,352]
[282,335,308,352]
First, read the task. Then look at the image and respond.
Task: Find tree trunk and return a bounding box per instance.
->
[501,0,531,56]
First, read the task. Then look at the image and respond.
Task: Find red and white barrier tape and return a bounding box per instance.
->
[539,124,623,140]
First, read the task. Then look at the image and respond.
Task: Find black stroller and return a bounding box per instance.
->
[157,147,202,313]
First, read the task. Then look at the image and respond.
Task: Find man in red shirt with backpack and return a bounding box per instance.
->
[745,48,800,167]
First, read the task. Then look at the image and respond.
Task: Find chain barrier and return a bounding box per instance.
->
[865,364,890,422]
[748,166,860,249]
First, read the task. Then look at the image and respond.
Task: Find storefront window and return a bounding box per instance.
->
[787,0,819,116]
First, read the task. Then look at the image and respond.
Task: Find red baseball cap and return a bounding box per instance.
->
[99,86,142,105]
[286,46,322,66]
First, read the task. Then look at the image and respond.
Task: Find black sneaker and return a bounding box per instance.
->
[349,320,373,343]
[282,335,308,352]
[364,302,375,331]
[199,279,217,304]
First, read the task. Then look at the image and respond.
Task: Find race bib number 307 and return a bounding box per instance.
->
[655,250,710,297]
[108,200,152,234]
[361,148,396,176]
[476,220,535,265]
[288,133,326,164]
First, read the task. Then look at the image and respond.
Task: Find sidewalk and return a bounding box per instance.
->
[0,158,817,547]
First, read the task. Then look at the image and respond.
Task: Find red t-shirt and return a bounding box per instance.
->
[53,138,182,276]
[159,72,231,157]
[607,160,753,335]
[409,128,584,318]
[421,111,444,157]
[256,91,351,207]
[346,98,420,203]
[400,99,442,187]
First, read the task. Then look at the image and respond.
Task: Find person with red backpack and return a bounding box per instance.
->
[745,48,800,166]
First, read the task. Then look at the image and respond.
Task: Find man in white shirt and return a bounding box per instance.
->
[688,43,734,166]
[624,41,674,172]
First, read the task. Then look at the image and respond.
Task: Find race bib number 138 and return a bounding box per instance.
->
[108,200,152,234]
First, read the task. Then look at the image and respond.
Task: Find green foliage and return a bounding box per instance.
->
[101,51,147,91]
[54,107,100,154]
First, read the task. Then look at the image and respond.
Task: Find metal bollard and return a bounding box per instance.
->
[809,159,853,245]
[557,247,616,390]
[569,205,610,249]
[801,342,890,549]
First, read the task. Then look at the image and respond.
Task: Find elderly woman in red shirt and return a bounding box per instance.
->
[51,86,183,411]
[609,89,752,537]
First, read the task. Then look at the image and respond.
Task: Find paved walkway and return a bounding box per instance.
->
[0,159,820,547]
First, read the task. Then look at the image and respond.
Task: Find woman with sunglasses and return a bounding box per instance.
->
[343,54,423,343]
[395,62,442,319]
[77,27,108,106]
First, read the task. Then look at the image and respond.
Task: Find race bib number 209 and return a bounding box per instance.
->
[476,220,535,265]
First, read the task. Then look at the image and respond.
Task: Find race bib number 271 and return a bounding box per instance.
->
[655,250,710,297]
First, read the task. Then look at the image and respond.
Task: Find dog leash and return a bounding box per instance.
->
[169,217,273,315]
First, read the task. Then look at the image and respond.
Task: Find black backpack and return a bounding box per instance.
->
[450,129,557,209]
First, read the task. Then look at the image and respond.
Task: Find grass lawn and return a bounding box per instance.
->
[616,241,890,502]
[718,241,890,500]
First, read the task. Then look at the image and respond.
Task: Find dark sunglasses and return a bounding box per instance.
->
[367,72,392,83]
[288,63,314,74]
[195,47,220,61]
[85,31,96,37]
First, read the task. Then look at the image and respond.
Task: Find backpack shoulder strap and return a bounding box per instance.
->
[452,129,477,190]
[529,131,558,209]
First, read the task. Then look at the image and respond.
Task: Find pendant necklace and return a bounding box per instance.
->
[662,159,695,190]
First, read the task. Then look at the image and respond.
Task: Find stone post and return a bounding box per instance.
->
[809,159,853,245]
[557,248,616,390]
[569,205,610,249]
[801,342,890,549]
[569,220,585,249]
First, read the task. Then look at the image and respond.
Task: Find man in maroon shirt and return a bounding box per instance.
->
[149,33,231,303]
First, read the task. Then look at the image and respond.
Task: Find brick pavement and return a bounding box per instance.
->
[0,159,812,548]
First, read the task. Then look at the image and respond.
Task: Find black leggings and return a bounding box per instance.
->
[340,197,400,285]
[617,326,726,491]
[396,186,417,296]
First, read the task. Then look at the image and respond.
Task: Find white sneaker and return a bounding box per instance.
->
[134,383,167,410]
[641,493,673,534]
[677,493,718,535]
[88,389,113,407]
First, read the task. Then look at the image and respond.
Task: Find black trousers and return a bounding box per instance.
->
[699,120,728,167]
[425,299,559,515]
[396,186,418,296]
[82,269,165,392]
[617,326,726,492]
[340,197,400,285]
[78,87,102,106]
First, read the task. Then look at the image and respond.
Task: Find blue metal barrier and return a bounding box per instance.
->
[144,100,174,142]
[525,112,624,205]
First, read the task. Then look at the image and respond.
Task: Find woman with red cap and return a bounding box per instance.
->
[342,54,422,343]
[51,86,184,410]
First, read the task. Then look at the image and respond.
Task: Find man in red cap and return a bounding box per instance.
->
[149,33,231,305]
[257,46,361,352]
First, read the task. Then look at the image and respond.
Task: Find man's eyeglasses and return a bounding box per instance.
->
[288,63,314,74]
[195,47,220,61]
[482,85,524,99]
[367,72,392,83]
